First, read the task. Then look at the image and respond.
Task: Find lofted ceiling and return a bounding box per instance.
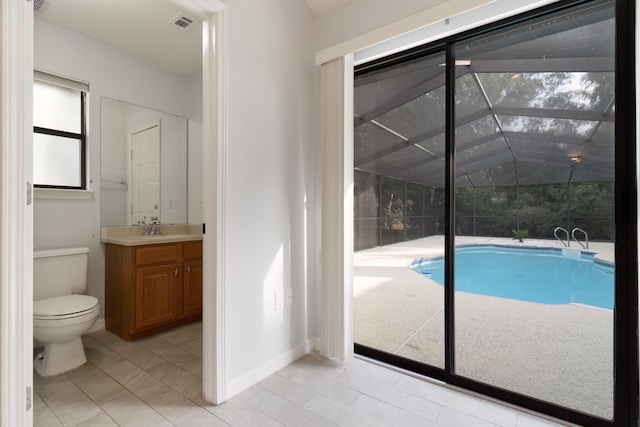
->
[35,0,353,78]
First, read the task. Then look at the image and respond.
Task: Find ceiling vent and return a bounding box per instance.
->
[33,0,46,12]
[167,13,195,32]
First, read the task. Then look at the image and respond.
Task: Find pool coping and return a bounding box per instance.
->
[407,242,615,269]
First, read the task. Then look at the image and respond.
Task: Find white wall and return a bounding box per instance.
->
[223,0,316,388]
[33,19,198,317]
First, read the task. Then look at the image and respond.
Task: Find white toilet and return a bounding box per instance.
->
[33,247,99,376]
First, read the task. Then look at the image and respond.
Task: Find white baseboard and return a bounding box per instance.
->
[226,340,312,399]
[88,318,105,334]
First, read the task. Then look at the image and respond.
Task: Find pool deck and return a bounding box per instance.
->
[354,236,615,420]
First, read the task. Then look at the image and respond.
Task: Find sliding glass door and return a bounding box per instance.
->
[353,0,635,424]
[354,49,447,371]
[452,1,615,419]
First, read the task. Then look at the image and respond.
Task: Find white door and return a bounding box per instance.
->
[130,125,160,225]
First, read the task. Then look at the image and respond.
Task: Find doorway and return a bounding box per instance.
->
[1,0,227,423]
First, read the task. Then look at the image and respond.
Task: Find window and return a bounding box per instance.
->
[33,71,88,189]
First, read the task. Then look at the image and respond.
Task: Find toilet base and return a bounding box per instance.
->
[34,337,87,376]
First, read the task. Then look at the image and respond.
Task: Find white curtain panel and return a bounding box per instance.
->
[320,55,354,362]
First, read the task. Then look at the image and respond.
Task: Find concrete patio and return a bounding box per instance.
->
[354,236,615,420]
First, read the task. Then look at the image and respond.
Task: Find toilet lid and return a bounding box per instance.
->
[34,294,98,318]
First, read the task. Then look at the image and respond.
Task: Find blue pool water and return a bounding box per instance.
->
[409,245,614,309]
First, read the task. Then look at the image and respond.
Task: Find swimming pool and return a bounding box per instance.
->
[409,245,614,309]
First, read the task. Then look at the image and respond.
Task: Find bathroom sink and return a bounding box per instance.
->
[101,225,203,246]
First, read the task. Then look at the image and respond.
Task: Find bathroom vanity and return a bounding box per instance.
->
[102,226,202,340]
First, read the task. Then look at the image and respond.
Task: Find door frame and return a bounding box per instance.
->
[1,0,34,426]
[169,0,228,405]
[0,2,229,426]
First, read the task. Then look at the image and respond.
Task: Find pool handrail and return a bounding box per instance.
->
[553,226,569,247]
[571,227,589,249]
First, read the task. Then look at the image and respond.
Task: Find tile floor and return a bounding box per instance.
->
[34,322,572,427]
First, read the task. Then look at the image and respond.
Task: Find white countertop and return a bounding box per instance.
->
[101,224,203,246]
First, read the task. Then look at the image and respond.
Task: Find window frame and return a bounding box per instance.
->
[33,71,88,190]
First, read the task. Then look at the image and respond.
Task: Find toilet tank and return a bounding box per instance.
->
[33,247,90,301]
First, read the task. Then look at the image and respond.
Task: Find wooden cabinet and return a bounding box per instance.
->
[183,259,203,317]
[134,263,179,330]
[105,241,202,340]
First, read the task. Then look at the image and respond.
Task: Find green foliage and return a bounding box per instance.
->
[512,229,529,243]
[354,172,614,249]
[455,181,613,241]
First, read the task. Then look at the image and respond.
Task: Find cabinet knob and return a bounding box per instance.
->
[174,268,178,276]
[187,266,191,273]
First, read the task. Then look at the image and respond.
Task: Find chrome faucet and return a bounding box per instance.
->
[137,217,150,235]
[150,216,161,235]
[137,216,161,235]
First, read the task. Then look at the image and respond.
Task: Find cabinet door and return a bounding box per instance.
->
[134,264,178,331]
[183,259,202,317]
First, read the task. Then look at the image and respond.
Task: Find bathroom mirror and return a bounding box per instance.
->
[101,97,188,226]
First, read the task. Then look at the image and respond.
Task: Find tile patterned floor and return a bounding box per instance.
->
[33,322,572,426]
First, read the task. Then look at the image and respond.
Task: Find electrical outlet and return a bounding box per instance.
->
[275,290,284,311]
[285,288,293,306]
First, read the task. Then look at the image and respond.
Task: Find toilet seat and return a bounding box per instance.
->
[34,295,99,320]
